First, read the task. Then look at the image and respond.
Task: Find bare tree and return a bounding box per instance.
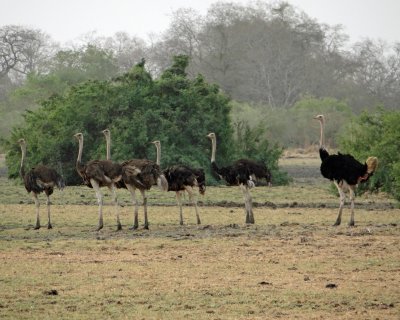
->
[0,25,56,81]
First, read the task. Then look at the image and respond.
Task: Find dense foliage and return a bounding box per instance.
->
[4,56,288,186]
[231,96,353,148]
[339,109,400,200]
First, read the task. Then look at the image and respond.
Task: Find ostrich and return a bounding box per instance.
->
[151,140,205,225]
[314,114,378,226]
[101,131,168,230]
[18,138,65,229]
[207,132,272,224]
[119,157,168,230]
[74,132,123,231]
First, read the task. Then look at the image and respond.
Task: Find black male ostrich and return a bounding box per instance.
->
[74,132,123,231]
[151,140,205,225]
[18,138,65,229]
[207,132,272,224]
[101,129,168,230]
[314,114,378,226]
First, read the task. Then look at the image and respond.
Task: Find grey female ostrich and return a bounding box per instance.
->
[74,132,123,231]
[101,130,168,230]
[151,140,205,225]
[314,114,378,226]
[18,138,65,229]
[207,132,272,224]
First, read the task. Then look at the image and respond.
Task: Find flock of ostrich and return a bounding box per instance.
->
[17,115,378,230]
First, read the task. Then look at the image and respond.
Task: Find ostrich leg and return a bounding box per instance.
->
[108,184,122,231]
[91,179,104,231]
[333,182,345,226]
[349,186,356,226]
[45,191,52,229]
[185,186,201,225]
[32,192,41,229]
[241,184,255,224]
[176,191,184,226]
[140,189,149,229]
[247,189,255,224]
[126,185,139,230]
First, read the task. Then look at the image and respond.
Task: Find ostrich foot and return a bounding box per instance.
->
[348,221,355,227]
[143,224,149,230]
[47,223,53,229]
[197,219,201,225]
[96,224,103,231]
[180,221,184,226]
[34,225,41,230]
[246,212,255,224]
[116,223,122,231]
[333,219,341,226]
[129,225,138,230]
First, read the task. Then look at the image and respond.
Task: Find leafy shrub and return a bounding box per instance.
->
[339,108,400,200]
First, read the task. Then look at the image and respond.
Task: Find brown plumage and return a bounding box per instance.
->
[18,138,65,229]
[101,130,168,230]
[74,132,123,231]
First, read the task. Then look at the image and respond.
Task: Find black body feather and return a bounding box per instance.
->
[211,158,271,186]
[164,165,206,195]
[320,150,370,185]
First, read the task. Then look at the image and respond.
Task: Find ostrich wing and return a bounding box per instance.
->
[321,153,368,185]
[121,159,161,189]
[85,160,122,185]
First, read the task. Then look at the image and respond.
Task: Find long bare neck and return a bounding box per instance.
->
[319,119,325,148]
[19,143,26,179]
[154,143,161,166]
[77,137,83,164]
[105,134,111,160]
[210,136,216,163]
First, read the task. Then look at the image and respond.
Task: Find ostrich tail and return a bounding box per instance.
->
[319,147,329,162]
[366,157,378,174]
[157,174,169,192]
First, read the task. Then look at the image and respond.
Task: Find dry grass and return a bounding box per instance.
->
[0,155,399,319]
[0,202,399,319]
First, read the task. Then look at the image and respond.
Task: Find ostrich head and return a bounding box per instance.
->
[102,129,110,138]
[207,132,216,140]
[313,114,325,123]
[74,132,83,141]
[18,138,26,147]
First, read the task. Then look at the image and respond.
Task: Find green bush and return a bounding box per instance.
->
[339,108,400,200]
[3,55,288,187]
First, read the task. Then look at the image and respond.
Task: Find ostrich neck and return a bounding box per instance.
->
[19,144,26,178]
[106,135,111,160]
[77,137,83,164]
[155,144,161,166]
[319,120,325,148]
[210,136,216,163]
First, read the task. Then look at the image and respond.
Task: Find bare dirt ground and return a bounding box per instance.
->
[0,152,399,319]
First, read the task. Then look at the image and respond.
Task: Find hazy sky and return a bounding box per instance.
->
[1,0,399,44]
